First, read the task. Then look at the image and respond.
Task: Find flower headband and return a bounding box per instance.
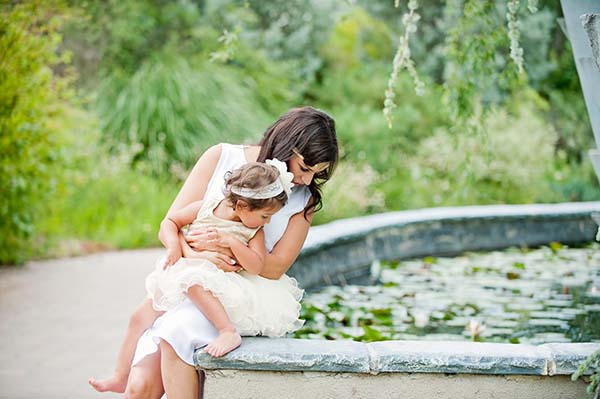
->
[230,159,294,199]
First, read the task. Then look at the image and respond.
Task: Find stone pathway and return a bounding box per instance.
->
[0,248,162,399]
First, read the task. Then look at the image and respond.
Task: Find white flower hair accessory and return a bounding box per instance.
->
[230,159,294,199]
[266,158,294,195]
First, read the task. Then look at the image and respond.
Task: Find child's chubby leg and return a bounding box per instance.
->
[89,298,164,393]
[186,285,242,357]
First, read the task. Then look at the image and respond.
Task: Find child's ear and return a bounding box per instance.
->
[235,199,250,211]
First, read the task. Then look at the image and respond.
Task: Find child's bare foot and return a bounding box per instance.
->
[88,375,127,393]
[204,328,241,357]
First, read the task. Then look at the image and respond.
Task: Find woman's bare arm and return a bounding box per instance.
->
[159,144,221,247]
[259,211,314,280]
[166,144,222,216]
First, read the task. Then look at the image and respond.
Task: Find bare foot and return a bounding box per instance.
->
[204,328,241,357]
[88,375,127,393]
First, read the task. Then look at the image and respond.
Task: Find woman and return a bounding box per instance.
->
[124,106,338,399]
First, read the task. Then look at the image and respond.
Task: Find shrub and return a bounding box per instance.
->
[314,162,385,225]
[0,1,72,264]
[36,107,179,256]
[397,93,556,208]
[95,57,274,176]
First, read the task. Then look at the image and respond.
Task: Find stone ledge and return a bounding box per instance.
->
[369,341,548,375]
[541,342,600,376]
[196,338,600,376]
[195,337,370,373]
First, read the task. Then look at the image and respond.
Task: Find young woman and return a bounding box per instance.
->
[125,106,338,399]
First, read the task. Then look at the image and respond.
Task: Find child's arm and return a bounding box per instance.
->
[158,200,203,268]
[213,229,267,275]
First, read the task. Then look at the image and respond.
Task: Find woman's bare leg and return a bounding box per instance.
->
[89,299,164,393]
[186,285,241,357]
[160,339,199,399]
[124,348,164,399]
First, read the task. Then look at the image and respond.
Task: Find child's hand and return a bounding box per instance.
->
[162,247,182,270]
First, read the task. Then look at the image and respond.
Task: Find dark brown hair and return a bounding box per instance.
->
[256,106,338,217]
[223,162,288,211]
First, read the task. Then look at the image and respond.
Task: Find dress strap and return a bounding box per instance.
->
[204,143,248,200]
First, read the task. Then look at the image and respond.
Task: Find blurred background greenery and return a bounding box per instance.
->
[1,0,598,265]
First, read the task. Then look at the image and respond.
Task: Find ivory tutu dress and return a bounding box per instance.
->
[145,197,304,337]
[133,143,312,366]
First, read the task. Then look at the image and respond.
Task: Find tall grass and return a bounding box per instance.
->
[95,57,273,175]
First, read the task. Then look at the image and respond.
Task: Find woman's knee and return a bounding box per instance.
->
[123,376,150,399]
[124,372,160,399]
[129,299,153,330]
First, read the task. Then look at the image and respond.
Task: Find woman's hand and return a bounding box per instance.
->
[199,251,242,272]
[179,234,241,272]
[184,229,234,257]
[207,228,236,248]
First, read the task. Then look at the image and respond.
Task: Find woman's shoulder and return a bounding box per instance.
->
[203,142,241,155]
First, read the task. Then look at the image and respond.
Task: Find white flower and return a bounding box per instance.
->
[266,158,294,195]
[466,319,486,340]
[413,311,429,328]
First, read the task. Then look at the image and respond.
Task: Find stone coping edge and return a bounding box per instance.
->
[195,337,600,376]
[300,202,600,255]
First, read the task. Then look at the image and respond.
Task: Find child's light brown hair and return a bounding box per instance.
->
[223,162,288,211]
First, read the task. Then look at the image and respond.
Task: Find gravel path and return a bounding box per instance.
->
[0,248,163,399]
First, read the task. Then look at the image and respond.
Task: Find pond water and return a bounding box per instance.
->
[293,243,600,344]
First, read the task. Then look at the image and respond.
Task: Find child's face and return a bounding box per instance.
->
[237,204,281,229]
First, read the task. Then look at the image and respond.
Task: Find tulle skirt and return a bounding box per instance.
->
[145,257,304,337]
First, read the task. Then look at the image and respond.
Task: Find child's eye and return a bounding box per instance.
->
[300,167,310,172]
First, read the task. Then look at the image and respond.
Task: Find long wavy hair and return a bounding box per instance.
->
[257,106,338,217]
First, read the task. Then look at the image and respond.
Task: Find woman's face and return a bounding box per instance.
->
[287,152,329,186]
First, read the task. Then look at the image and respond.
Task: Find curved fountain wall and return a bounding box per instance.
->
[196,202,600,399]
[290,202,600,289]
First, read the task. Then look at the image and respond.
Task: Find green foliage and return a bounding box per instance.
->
[313,162,385,225]
[2,0,597,262]
[95,58,273,175]
[545,157,600,203]
[396,92,556,207]
[320,7,392,71]
[244,0,344,86]
[36,107,178,256]
[444,0,521,123]
[64,0,204,79]
[546,89,595,164]
[42,160,178,251]
[571,348,600,396]
[0,1,72,264]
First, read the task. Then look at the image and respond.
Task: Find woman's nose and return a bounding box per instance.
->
[302,172,314,185]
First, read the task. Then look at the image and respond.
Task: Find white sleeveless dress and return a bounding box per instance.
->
[132,144,311,366]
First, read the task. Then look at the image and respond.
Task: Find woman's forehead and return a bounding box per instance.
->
[307,162,329,173]
[293,147,329,172]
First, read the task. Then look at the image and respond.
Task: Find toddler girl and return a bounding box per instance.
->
[89,160,303,393]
